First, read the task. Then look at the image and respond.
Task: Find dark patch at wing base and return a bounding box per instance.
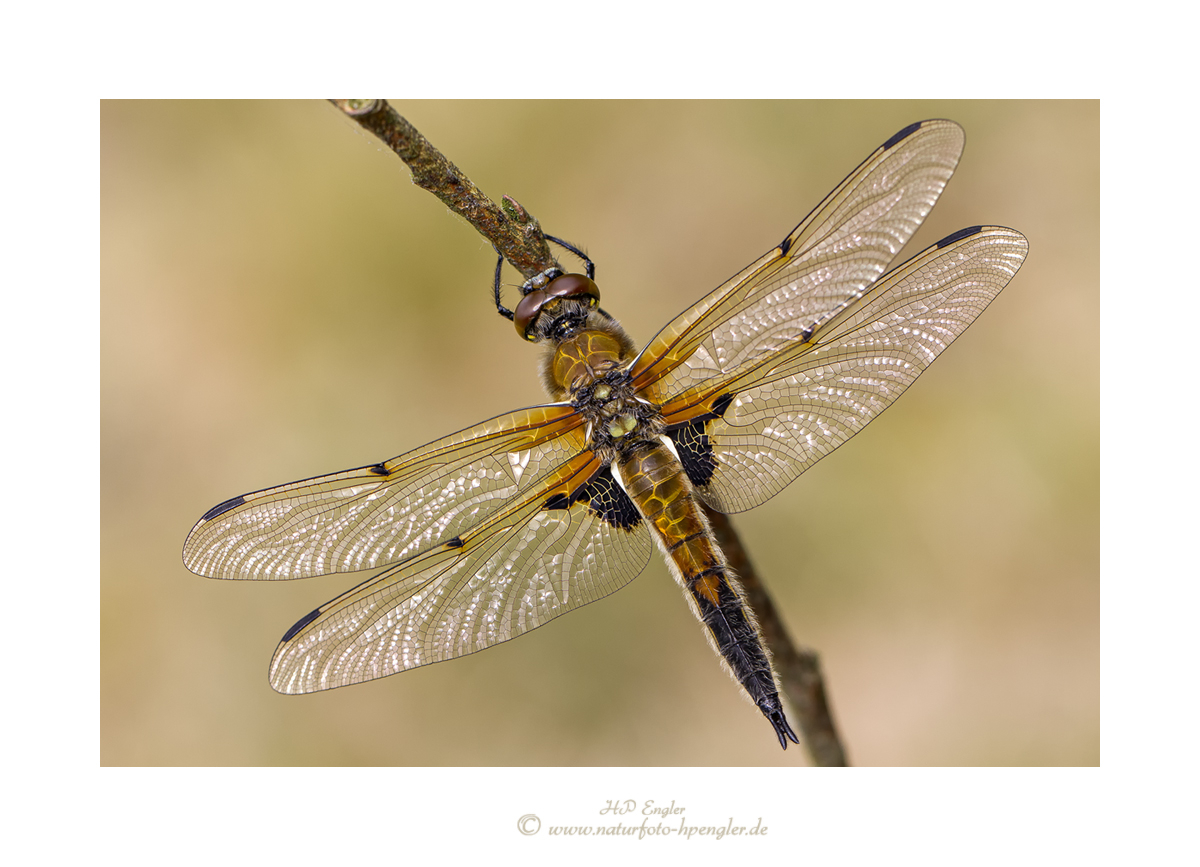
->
[668,419,719,487]
[544,465,641,531]
[201,495,245,522]
[665,393,735,488]
[576,465,642,531]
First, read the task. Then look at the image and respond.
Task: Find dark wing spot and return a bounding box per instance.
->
[543,492,571,511]
[368,463,389,476]
[937,225,983,248]
[201,495,245,522]
[779,235,793,256]
[281,607,322,642]
[710,393,734,418]
[572,465,641,531]
[445,536,464,549]
[883,121,923,150]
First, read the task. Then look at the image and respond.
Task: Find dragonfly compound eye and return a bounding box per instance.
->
[543,273,600,306]
[514,289,548,340]
[513,273,600,341]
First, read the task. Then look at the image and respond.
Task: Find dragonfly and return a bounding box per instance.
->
[183,119,1027,750]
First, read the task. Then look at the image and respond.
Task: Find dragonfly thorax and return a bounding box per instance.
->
[538,308,637,396]
[547,328,664,460]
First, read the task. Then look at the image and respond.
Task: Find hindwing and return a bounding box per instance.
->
[654,227,1028,512]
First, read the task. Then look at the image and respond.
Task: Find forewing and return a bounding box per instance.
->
[182,404,585,580]
[662,227,1028,513]
[631,119,965,398]
[269,456,651,693]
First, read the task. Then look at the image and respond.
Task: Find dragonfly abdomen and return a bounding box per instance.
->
[617,439,798,748]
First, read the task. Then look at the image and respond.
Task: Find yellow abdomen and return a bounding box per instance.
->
[618,440,725,605]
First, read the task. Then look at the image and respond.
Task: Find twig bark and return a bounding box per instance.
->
[330,99,555,279]
[329,99,849,765]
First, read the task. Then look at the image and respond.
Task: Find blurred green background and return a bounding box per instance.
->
[101,100,1097,766]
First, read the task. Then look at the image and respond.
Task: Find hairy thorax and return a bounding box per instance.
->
[542,318,665,464]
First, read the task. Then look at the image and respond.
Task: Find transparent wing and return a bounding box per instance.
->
[632,119,964,398]
[269,454,652,693]
[662,227,1028,513]
[182,404,586,580]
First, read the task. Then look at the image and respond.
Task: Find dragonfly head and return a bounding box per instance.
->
[515,272,601,342]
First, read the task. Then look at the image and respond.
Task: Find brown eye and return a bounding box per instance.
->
[513,274,600,340]
[544,273,600,305]
[513,289,548,340]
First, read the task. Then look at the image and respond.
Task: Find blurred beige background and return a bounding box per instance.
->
[102,100,1097,766]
